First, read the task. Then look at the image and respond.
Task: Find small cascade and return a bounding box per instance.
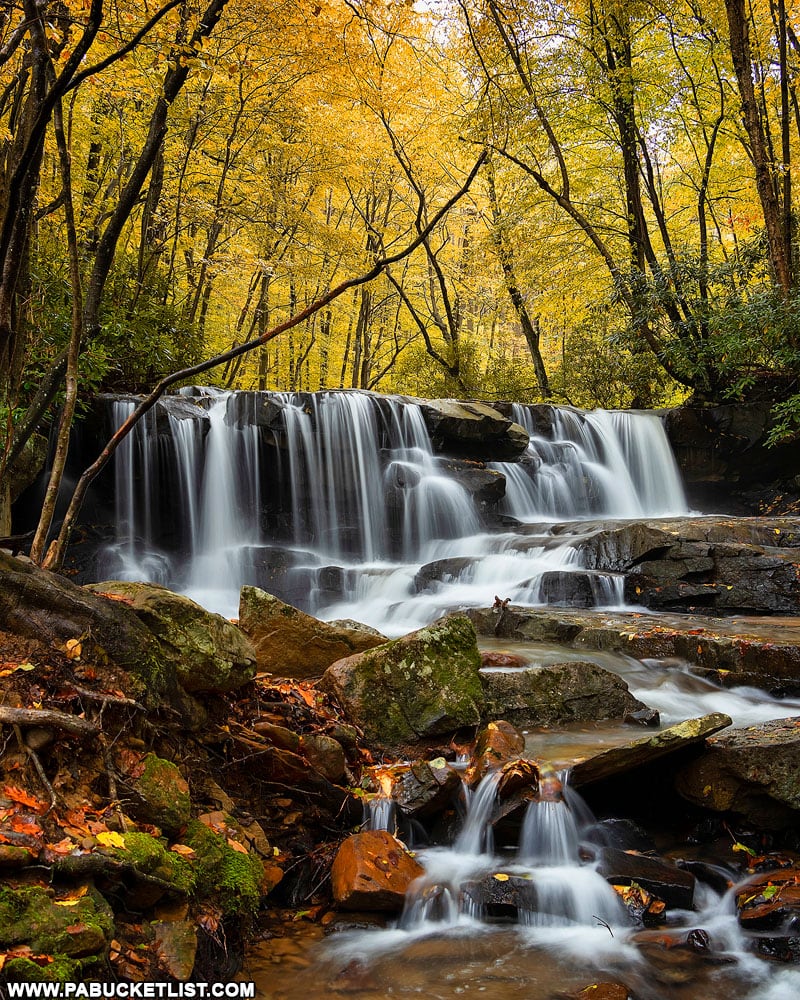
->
[494,404,688,520]
[382,761,632,950]
[94,389,689,628]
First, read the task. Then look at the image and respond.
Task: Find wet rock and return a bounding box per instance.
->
[574,985,631,1000]
[469,720,526,782]
[85,581,256,693]
[595,847,695,909]
[239,587,386,680]
[736,868,800,929]
[467,603,800,687]
[331,830,424,912]
[123,752,191,836]
[319,615,483,747]
[152,919,198,981]
[625,708,660,727]
[676,718,800,829]
[392,758,462,818]
[480,650,530,669]
[585,818,656,853]
[299,732,346,783]
[462,872,535,920]
[414,557,474,593]
[419,398,529,459]
[480,661,647,727]
[570,713,732,789]
[435,459,507,504]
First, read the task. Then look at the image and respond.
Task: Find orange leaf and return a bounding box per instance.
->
[3,785,47,814]
[226,838,249,855]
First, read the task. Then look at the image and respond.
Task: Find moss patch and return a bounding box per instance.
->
[132,754,192,835]
[113,832,196,895]
[0,885,113,958]
[182,820,264,918]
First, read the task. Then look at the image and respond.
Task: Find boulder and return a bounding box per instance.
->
[418,398,529,459]
[299,732,346,783]
[462,872,536,920]
[435,459,507,505]
[238,587,386,680]
[570,713,732,789]
[151,919,198,981]
[0,551,170,698]
[330,830,424,912]
[319,615,483,747]
[664,402,800,499]
[676,718,800,829]
[86,581,256,693]
[480,661,647,727]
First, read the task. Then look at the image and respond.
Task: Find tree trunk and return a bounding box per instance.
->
[725,0,793,295]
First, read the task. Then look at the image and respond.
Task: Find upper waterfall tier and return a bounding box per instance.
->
[90,390,689,626]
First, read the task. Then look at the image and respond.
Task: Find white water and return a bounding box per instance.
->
[96,390,687,625]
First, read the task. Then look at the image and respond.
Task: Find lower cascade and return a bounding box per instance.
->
[80,388,689,628]
[329,759,800,1000]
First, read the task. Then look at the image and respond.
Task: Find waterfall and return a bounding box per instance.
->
[493,404,687,520]
[96,390,687,628]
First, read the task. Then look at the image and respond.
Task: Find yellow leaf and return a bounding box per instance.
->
[97,831,125,848]
[55,899,81,907]
[493,873,510,881]
[64,639,82,661]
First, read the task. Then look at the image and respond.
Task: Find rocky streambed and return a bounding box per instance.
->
[1,550,800,998]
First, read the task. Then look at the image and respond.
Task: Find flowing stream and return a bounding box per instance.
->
[88,390,800,998]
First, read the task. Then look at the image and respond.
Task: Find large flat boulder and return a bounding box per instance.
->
[467,605,800,691]
[570,713,732,789]
[238,587,386,679]
[480,661,647,726]
[86,581,256,693]
[676,718,800,829]
[318,615,483,747]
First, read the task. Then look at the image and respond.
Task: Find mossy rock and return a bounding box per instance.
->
[2,956,83,983]
[129,754,192,835]
[85,581,256,693]
[0,885,114,959]
[319,614,484,747]
[182,820,264,918]
[112,832,196,895]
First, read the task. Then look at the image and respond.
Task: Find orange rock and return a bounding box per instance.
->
[480,650,529,669]
[468,720,526,783]
[331,830,423,912]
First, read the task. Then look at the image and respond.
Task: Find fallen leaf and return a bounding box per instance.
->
[3,785,47,814]
[96,831,125,849]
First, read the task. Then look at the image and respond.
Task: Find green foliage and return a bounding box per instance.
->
[97,262,204,393]
[550,311,681,410]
